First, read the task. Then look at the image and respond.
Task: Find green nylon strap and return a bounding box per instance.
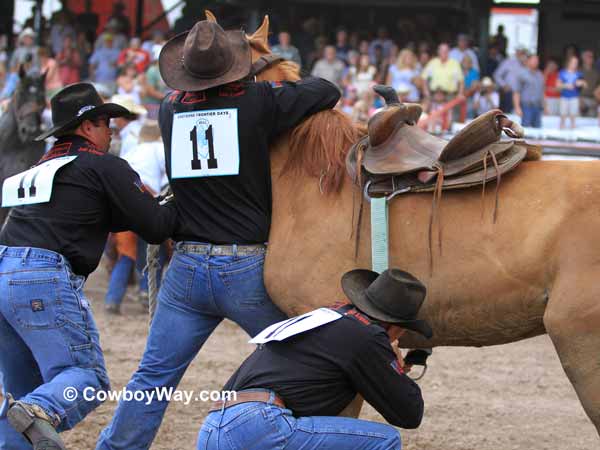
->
[370,197,389,273]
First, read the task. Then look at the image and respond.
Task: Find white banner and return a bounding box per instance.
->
[250,308,343,344]
[170,108,240,179]
[2,156,78,207]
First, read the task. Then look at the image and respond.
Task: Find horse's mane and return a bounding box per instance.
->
[285,111,366,193]
[257,57,366,193]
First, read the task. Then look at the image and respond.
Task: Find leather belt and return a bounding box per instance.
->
[208,391,285,413]
[177,243,266,257]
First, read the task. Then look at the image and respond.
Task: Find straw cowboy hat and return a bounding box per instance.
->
[158,20,252,92]
[341,268,433,338]
[36,83,129,141]
[138,120,162,143]
[18,28,36,41]
[481,76,495,88]
[109,94,148,116]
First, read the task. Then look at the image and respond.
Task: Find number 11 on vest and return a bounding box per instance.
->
[190,124,218,170]
[170,108,240,179]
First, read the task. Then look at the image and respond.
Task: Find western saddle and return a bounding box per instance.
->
[348,86,541,268]
[348,85,540,199]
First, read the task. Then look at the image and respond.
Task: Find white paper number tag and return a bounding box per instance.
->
[170,108,239,179]
[249,308,343,344]
[1,155,78,207]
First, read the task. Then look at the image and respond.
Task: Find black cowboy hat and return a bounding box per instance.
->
[35,83,130,141]
[341,268,433,338]
[158,20,252,92]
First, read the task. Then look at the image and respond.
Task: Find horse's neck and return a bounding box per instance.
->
[270,136,365,255]
[0,102,19,149]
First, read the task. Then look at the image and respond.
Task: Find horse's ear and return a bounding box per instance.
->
[205,10,217,23]
[248,15,269,47]
[18,64,26,79]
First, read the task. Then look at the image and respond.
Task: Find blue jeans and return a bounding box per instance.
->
[104,256,134,306]
[96,242,287,450]
[197,390,401,450]
[0,246,109,450]
[522,104,542,128]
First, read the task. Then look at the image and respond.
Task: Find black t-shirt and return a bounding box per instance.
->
[159,77,340,244]
[0,136,177,276]
[223,307,424,429]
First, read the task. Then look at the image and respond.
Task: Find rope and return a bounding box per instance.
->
[146,243,161,323]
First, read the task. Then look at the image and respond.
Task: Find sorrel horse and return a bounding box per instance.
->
[204,12,600,438]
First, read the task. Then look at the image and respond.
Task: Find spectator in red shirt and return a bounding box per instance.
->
[544,58,560,115]
[117,37,150,74]
[56,34,81,86]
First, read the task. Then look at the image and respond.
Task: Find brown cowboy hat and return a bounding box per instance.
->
[35,83,130,141]
[341,268,433,338]
[158,20,252,92]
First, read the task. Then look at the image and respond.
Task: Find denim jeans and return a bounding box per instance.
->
[96,242,287,450]
[522,104,542,128]
[0,246,109,450]
[104,256,134,306]
[197,390,401,450]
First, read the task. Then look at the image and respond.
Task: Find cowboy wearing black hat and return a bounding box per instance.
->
[196,268,432,450]
[0,83,178,450]
[97,17,340,450]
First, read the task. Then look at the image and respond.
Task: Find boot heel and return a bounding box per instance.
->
[7,405,34,433]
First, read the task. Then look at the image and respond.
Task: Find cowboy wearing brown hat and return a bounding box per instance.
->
[197,268,432,450]
[97,18,341,450]
[0,82,179,450]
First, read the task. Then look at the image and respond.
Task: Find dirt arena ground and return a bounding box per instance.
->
[59,266,597,450]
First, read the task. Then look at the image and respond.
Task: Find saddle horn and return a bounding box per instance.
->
[368,85,423,147]
[373,85,400,106]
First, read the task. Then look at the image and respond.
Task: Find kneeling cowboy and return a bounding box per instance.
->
[198,268,432,450]
[0,83,178,450]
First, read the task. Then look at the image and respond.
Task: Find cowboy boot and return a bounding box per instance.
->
[6,396,66,450]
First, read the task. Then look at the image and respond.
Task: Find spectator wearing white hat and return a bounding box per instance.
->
[103,97,149,315]
[474,77,499,116]
[109,94,147,158]
[122,120,170,309]
[9,28,39,72]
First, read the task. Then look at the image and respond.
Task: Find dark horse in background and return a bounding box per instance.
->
[0,67,46,225]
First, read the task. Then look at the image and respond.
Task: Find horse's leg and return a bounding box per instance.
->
[544,271,600,438]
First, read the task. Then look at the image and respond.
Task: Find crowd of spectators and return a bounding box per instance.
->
[0,2,170,121]
[2,6,600,133]
[270,24,600,130]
